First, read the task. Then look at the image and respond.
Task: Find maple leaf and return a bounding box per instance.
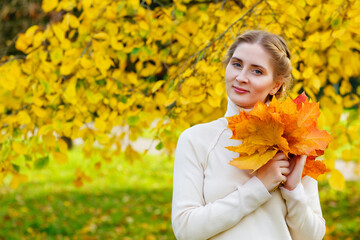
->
[297,101,321,129]
[226,142,263,156]
[288,124,332,156]
[226,93,332,179]
[227,111,251,140]
[229,148,278,172]
[269,97,298,116]
[250,101,273,121]
[302,157,330,180]
[292,91,308,110]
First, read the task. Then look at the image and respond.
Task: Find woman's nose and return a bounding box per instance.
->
[235,70,248,82]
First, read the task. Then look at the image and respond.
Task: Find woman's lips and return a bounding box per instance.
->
[233,86,249,94]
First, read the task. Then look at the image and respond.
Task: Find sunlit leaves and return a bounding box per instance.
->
[15,25,40,53]
[329,169,346,191]
[1,0,360,189]
[73,168,92,188]
[12,142,28,155]
[34,156,49,169]
[17,111,31,125]
[10,173,28,189]
[52,151,68,164]
[42,0,58,13]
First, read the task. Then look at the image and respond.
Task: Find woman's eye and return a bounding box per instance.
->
[232,62,242,68]
[253,69,263,75]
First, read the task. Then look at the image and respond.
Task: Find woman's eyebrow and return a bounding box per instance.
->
[231,57,266,69]
[231,57,242,62]
[251,64,266,69]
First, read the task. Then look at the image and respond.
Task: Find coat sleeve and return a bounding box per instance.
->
[171,130,272,240]
[280,176,326,240]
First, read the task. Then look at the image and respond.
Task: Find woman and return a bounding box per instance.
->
[171,30,325,240]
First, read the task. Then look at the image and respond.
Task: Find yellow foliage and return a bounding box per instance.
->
[73,168,92,188]
[42,0,58,13]
[12,142,28,155]
[10,174,28,189]
[15,25,39,53]
[328,169,345,191]
[50,47,63,65]
[43,133,57,148]
[52,151,68,164]
[17,111,31,125]
[151,80,165,93]
[32,105,47,118]
[58,138,69,153]
[94,118,107,132]
[63,77,77,104]
[1,0,360,189]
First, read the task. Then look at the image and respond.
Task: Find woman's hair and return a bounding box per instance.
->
[223,30,292,99]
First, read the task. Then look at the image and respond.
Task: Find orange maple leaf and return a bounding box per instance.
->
[226,92,332,179]
[302,156,330,179]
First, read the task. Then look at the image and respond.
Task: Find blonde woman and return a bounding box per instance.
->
[172,30,325,240]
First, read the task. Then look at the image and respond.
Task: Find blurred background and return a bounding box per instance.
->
[0,0,359,239]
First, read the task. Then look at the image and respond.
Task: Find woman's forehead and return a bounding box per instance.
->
[232,42,272,68]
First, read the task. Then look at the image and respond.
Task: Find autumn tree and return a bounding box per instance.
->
[1,0,359,189]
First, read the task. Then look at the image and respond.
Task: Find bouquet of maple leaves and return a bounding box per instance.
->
[226,92,332,180]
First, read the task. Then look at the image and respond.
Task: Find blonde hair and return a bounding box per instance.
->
[223,30,292,99]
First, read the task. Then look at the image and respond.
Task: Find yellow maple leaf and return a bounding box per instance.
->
[229,149,278,172]
[226,141,268,156]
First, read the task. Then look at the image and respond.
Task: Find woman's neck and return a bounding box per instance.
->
[224,98,252,117]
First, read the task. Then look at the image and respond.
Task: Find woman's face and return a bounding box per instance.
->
[225,42,282,109]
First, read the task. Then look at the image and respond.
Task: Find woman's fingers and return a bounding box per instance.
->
[266,159,290,177]
[272,152,287,161]
[278,160,290,168]
[256,152,294,191]
[280,166,290,176]
[282,155,307,191]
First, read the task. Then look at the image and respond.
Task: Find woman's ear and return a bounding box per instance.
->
[271,81,283,95]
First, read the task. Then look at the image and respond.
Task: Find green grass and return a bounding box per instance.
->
[0,148,174,240]
[0,147,359,239]
[319,181,360,240]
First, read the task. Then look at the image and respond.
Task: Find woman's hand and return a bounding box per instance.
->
[256,152,290,192]
[282,155,306,191]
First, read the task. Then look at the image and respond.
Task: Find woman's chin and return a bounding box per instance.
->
[229,97,253,109]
